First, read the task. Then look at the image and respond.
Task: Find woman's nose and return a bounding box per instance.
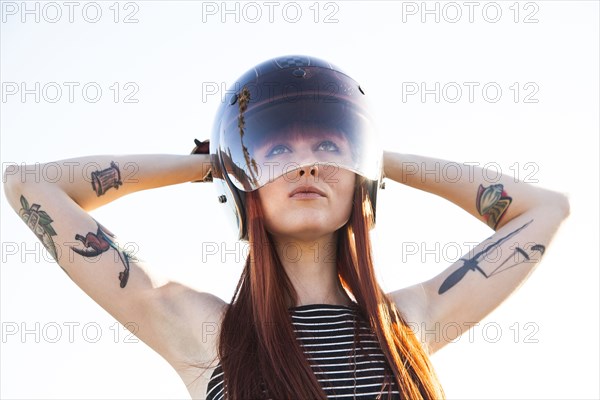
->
[299,164,319,178]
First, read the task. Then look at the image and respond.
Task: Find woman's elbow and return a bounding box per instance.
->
[552,191,571,220]
[524,189,571,225]
[539,191,571,223]
[3,163,48,210]
[3,163,23,198]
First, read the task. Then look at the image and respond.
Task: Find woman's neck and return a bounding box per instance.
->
[271,232,352,308]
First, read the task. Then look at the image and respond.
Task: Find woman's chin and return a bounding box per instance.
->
[262,208,350,242]
[268,220,346,242]
[273,230,333,244]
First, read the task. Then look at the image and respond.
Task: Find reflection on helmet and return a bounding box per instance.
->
[209,55,383,240]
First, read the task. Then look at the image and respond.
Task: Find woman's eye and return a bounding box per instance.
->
[267,144,291,157]
[315,141,339,152]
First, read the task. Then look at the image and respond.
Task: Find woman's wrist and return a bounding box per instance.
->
[190,139,213,183]
[189,153,213,183]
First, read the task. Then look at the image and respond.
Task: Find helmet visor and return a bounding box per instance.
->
[216,73,381,191]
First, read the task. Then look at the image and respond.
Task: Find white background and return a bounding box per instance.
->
[1,1,598,399]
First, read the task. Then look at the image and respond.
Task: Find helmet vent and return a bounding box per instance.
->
[292,68,306,78]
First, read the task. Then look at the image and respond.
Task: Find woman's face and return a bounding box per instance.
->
[255,130,357,242]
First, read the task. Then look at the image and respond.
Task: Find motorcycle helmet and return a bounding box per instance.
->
[207,55,383,241]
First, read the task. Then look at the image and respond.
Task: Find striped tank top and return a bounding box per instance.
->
[206,303,401,399]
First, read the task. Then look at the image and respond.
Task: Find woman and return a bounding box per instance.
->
[3,55,569,399]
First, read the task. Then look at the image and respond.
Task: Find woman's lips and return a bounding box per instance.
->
[289,185,326,198]
[290,192,324,199]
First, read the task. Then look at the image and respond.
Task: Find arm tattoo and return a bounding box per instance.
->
[91,161,122,196]
[70,220,135,288]
[438,219,546,295]
[19,195,58,260]
[18,195,71,277]
[476,184,512,230]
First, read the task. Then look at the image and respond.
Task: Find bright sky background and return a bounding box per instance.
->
[1,1,598,399]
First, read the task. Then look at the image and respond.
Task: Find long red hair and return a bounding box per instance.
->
[203,177,444,399]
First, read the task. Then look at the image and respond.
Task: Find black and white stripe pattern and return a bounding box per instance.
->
[206,303,401,399]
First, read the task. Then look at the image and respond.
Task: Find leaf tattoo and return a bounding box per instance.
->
[476,184,512,230]
[70,221,136,288]
[19,195,58,260]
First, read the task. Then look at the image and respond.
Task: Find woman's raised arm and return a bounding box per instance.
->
[2,153,226,372]
[383,151,570,354]
[3,153,212,212]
